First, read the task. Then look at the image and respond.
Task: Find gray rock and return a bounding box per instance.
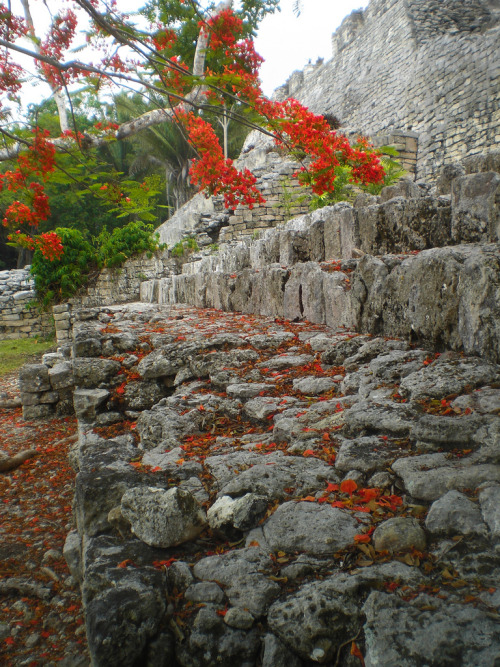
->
[262,501,362,555]
[73,358,121,388]
[258,354,314,370]
[452,387,500,415]
[19,364,50,393]
[121,487,207,548]
[63,530,82,582]
[122,380,168,410]
[425,490,488,538]
[351,245,500,364]
[400,356,500,400]
[451,171,500,243]
[368,349,427,382]
[268,563,421,663]
[479,485,500,540]
[345,400,418,436]
[321,336,370,365]
[292,376,335,394]
[392,453,500,501]
[335,436,402,474]
[243,397,283,421]
[22,403,54,420]
[223,607,254,630]
[48,362,74,390]
[193,548,280,617]
[226,382,273,398]
[344,338,409,370]
[75,469,150,537]
[217,455,335,502]
[85,573,166,667]
[138,349,185,380]
[261,633,302,667]
[373,517,426,552]
[185,582,225,604]
[363,591,500,667]
[175,605,261,667]
[73,388,110,421]
[207,494,268,537]
[410,413,485,447]
[166,560,193,593]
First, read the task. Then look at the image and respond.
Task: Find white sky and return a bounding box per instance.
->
[255,0,369,96]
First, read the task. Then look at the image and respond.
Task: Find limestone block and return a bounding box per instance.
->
[19,363,51,393]
[451,171,500,242]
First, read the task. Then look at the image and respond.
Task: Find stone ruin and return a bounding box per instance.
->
[9,0,500,663]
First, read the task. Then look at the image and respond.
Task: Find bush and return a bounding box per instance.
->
[31,228,97,306]
[31,221,164,305]
[96,220,164,268]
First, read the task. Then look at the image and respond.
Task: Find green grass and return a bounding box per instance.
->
[0,337,56,376]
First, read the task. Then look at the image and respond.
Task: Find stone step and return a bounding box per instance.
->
[142,242,500,365]
[65,302,500,667]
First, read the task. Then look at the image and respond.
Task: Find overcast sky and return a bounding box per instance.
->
[254,0,369,96]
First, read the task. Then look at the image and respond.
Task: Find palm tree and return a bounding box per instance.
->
[113,93,196,215]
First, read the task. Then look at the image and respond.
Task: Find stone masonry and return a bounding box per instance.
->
[0,267,53,341]
[278,0,500,181]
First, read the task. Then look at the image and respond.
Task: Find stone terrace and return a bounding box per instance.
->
[62,301,500,666]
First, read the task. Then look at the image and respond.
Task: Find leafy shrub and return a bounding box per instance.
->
[97,220,164,268]
[170,236,199,258]
[31,221,164,305]
[31,228,97,305]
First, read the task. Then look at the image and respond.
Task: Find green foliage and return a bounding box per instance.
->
[170,236,199,258]
[31,221,164,304]
[362,146,407,196]
[97,220,164,268]
[310,146,406,210]
[31,228,97,306]
[276,177,308,220]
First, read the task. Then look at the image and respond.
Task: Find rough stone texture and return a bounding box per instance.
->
[363,591,500,667]
[120,487,207,548]
[479,485,500,541]
[0,267,53,340]
[262,501,363,556]
[451,172,500,243]
[425,490,489,537]
[351,244,500,363]
[373,517,426,552]
[278,0,500,182]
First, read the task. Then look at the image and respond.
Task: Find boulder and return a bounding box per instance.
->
[120,486,207,548]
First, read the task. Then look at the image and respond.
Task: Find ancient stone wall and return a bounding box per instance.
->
[0,267,53,340]
[277,0,500,181]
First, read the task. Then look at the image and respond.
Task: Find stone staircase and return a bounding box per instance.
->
[55,154,500,666]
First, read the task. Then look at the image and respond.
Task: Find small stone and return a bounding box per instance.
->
[185,582,225,604]
[479,485,500,540]
[223,607,254,629]
[121,486,207,548]
[292,377,335,395]
[373,517,426,552]
[425,490,488,537]
[25,632,40,648]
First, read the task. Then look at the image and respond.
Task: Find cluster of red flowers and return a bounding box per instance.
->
[178,110,265,209]
[39,10,78,87]
[205,8,244,51]
[180,9,384,204]
[162,56,191,97]
[0,130,63,260]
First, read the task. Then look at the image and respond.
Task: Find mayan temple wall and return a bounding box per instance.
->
[277,0,500,181]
